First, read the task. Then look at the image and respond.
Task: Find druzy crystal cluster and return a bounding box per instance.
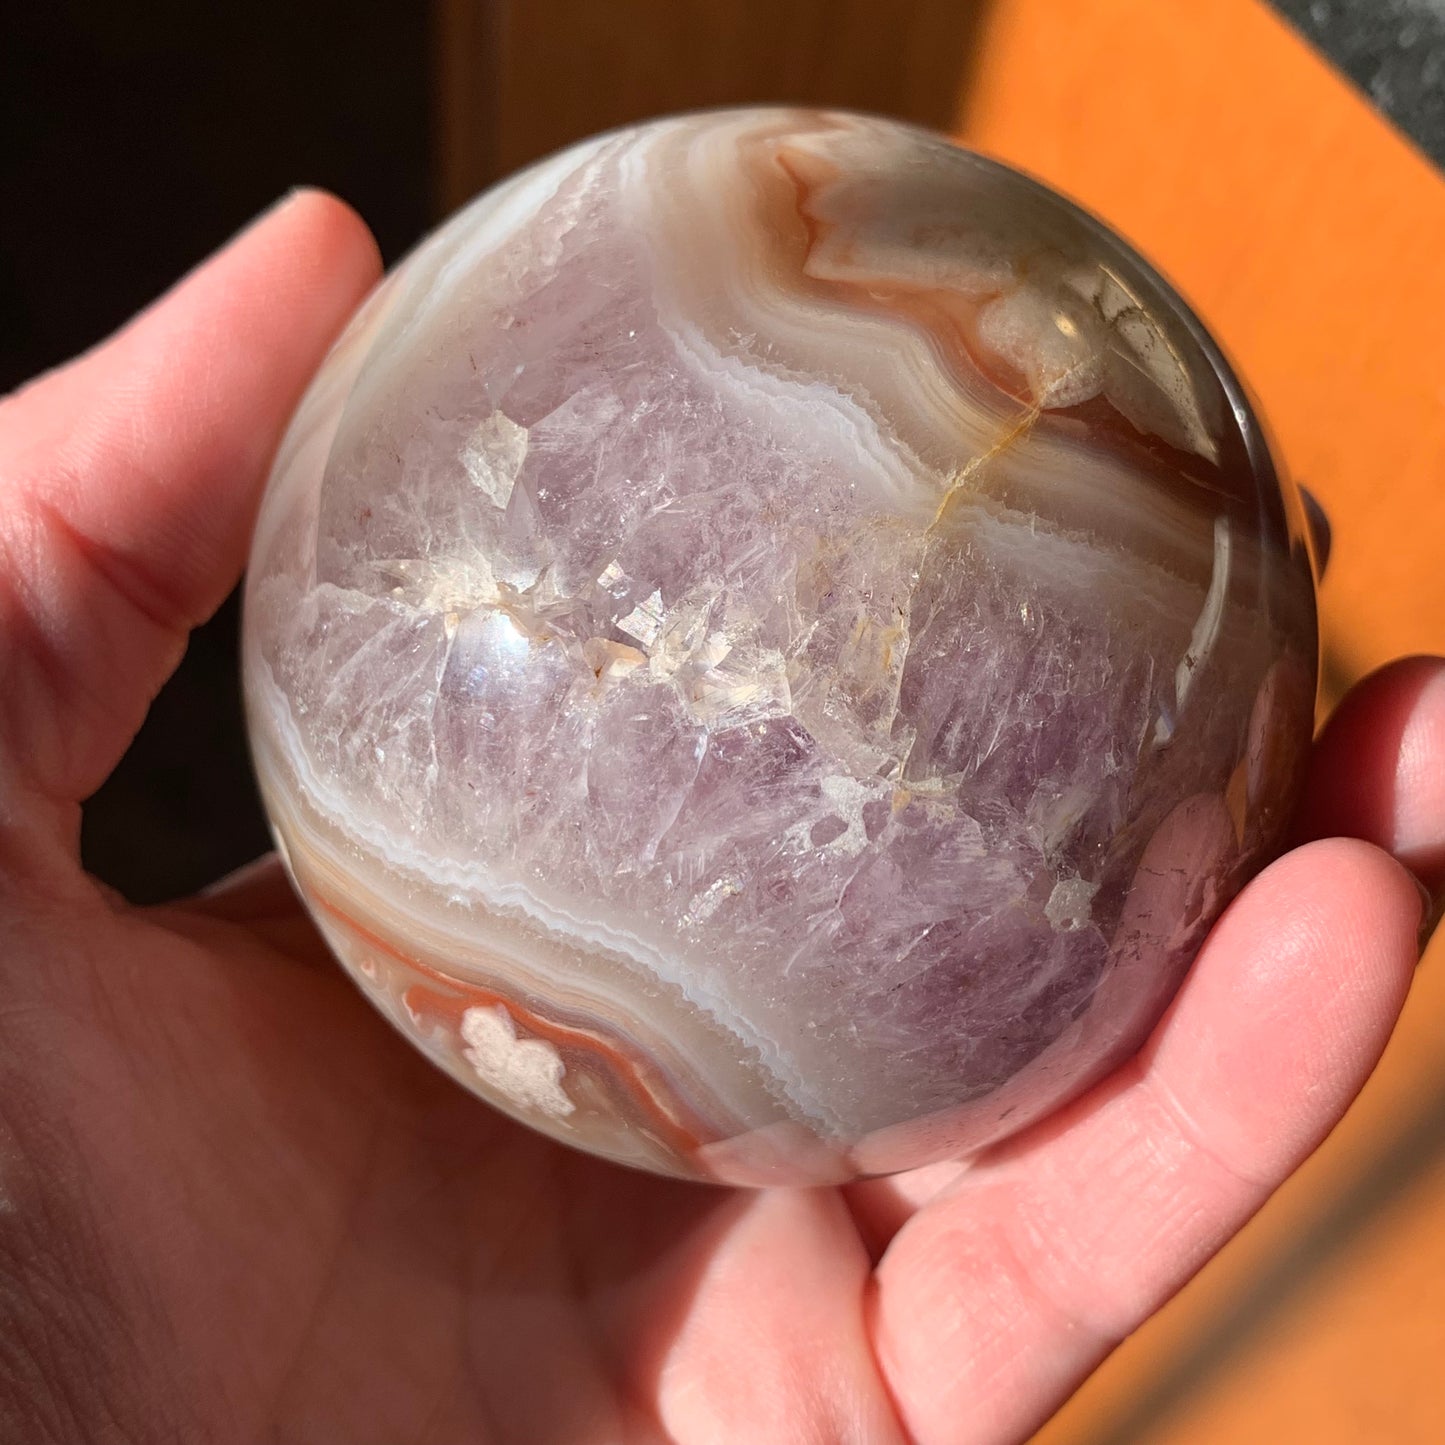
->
[244,110,1317,1184]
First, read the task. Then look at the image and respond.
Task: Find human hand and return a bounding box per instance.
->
[0,192,1440,1445]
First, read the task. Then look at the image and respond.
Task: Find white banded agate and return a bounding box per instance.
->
[243,110,1317,1184]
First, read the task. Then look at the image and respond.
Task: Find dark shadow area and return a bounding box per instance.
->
[1,0,433,901]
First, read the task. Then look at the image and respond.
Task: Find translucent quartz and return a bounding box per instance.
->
[243,110,1318,1184]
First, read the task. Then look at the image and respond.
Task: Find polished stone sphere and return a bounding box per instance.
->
[243,109,1318,1184]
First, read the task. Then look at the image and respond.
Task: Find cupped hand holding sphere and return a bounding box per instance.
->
[0,157,1437,1445]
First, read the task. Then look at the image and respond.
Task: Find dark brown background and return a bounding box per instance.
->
[1,0,431,899]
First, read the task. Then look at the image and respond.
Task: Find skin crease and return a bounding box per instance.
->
[0,191,1440,1445]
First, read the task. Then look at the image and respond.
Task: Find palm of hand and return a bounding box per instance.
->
[12,875,893,1443]
[0,193,1438,1445]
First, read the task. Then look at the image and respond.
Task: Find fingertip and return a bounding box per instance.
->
[1196,836,1421,1020]
[1267,836,1422,985]
[218,187,383,335]
[1147,835,1421,1177]
[1295,655,1445,892]
[269,187,385,290]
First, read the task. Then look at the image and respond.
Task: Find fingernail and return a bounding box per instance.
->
[1409,868,1442,954]
[1423,897,1443,955]
[1299,486,1332,578]
[234,187,321,241]
[276,185,325,209]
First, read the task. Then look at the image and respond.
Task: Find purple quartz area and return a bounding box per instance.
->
[247,112,1316,1176]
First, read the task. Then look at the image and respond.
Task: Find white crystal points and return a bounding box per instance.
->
[243,109,1316,1184]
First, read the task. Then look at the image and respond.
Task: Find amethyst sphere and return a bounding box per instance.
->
[243,109,1317,1184]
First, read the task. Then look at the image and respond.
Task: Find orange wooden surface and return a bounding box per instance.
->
[952,2,1445,1441]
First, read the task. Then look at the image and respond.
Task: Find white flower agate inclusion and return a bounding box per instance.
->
[243,110,1318,1185]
